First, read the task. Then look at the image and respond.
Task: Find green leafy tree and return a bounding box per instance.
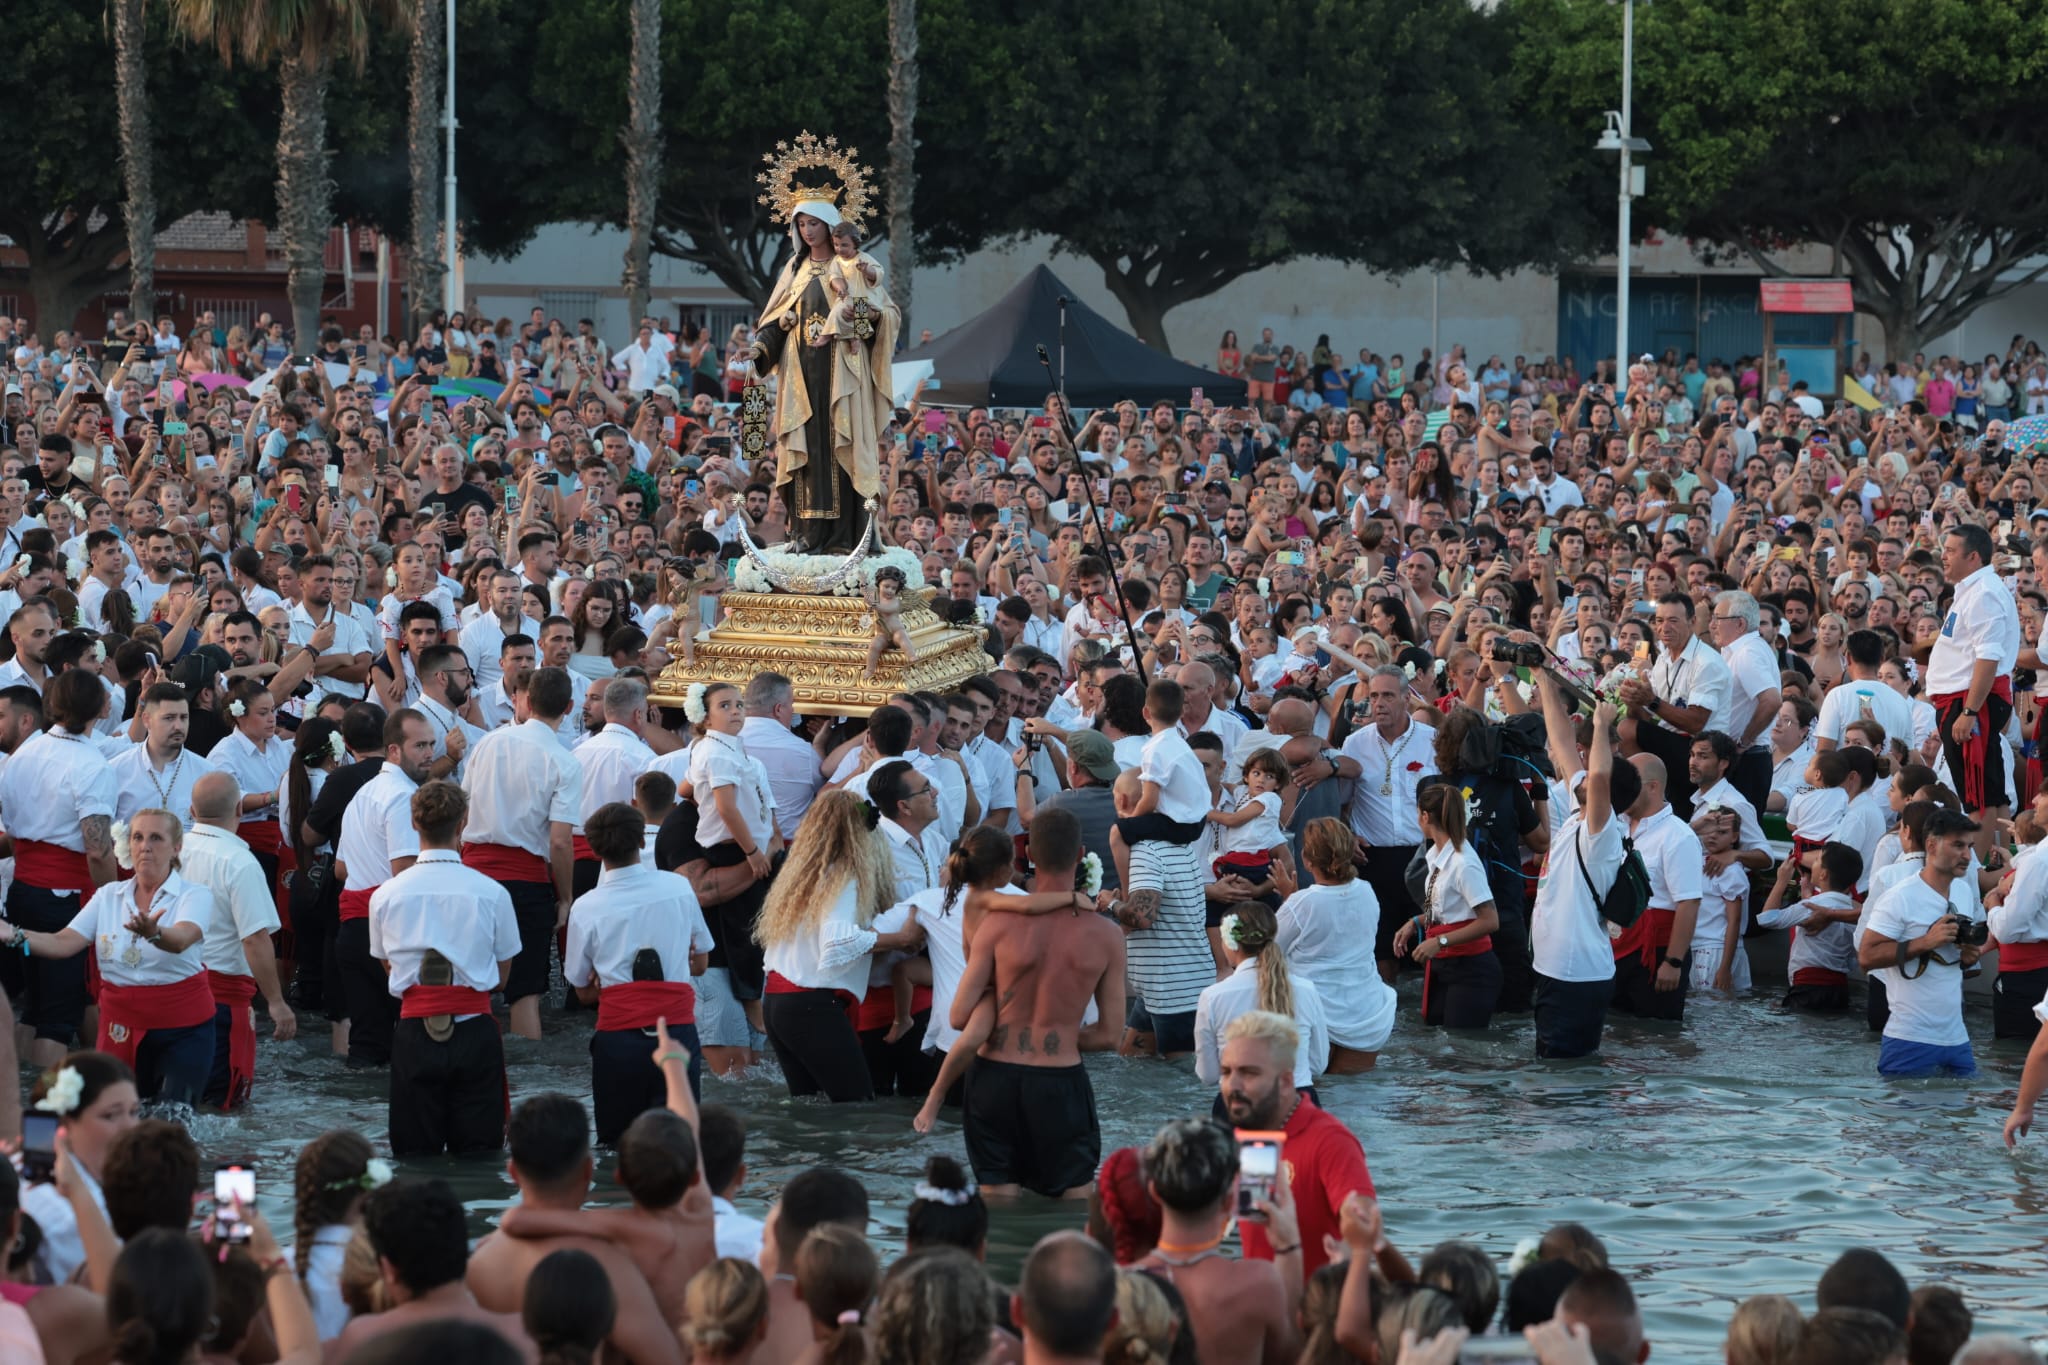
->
[1514,0,2048,360]
[964,0,1576,353]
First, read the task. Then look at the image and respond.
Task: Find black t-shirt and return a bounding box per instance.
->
[305,756,385,847]
[1429,768,1540,918]
[417,482,496,547]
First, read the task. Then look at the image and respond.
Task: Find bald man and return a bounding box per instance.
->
[180,771,294,1108]
[1611,752,1703,1024]
[1013,1232,1120,1365]
[1268,694,1347,863]
[1174,660,1250,757]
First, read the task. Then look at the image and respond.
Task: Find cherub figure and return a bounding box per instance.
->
[863,565,916,679]
[668,556,721,667]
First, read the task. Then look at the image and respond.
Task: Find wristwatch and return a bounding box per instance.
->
[1661,954,1686,969]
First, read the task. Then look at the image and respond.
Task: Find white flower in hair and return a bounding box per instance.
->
[973,606,987,626]
[683,682,710,724]
[35,1065,83,1115]
[1079,852,1102,896]
[110,820,134,871]
[1508,1236,1543,1278]
[1402,660,1418,681]
[92,639,106,664]
[327,732,348,763]
[364,1157,395,1187]
[228,698,247,718]
[1220,911,1245,951]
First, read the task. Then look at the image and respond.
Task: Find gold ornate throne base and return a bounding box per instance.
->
[649,588,991,718]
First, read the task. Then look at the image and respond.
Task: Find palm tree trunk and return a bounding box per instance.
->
[114,0,155,323]
[621,0,663,326]
[407,0,445,333]
[886,0,918,340]
[275,50,335,353]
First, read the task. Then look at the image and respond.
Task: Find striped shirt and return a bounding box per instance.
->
[1125,840,1214,1014]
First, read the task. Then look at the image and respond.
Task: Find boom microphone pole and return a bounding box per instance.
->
[1036,344,1152,674]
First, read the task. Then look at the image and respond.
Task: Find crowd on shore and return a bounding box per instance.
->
[0,302,2047,1362]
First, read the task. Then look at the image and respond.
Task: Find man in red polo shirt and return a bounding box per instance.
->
[1219,1010,1382,1279]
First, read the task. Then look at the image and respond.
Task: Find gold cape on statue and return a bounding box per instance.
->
[756,248,895,513]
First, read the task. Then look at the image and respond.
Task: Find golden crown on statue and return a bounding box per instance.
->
[756,131,874,229]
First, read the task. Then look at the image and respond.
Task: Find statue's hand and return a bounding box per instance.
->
[778,313,796,331]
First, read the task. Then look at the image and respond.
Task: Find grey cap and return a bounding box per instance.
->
[1064,729,1121,783]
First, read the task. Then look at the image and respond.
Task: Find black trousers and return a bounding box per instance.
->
[5,883,89,1043]
[1730,747,1773,820]
[860,1009,940,1099]
[289,853,337,1012]
[1993,965,2048,1042]
[389,1015,506,1157]
[1359,845,1421,965]
[134,1018,216,1108]
[1610,948,1689,1021]
[1424,950,1503,1030]
[1492,908,1534,1014]
[591,1022,701,1147]
[701,842,774,1001]
[1533,973,1609,1058]
[336,919,397,1066]
[1781,981,1850,1014]
[764,989,873,1102]
[1935,690,2015,814]
[503,879,559,1005]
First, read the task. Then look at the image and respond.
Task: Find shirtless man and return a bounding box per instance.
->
[949,807,1126,1199]
[1137,1115,1300,1365]
[755,1167,871,1363]
[330,1177,534,1361]
[465,1093,683,1365]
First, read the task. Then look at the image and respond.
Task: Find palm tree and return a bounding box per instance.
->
[113,0,156,325]
[406,0,443,332]
[620,0,662,326]
[885,0,917,338]
[168,0,401,350]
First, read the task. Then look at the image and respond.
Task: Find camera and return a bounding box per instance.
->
[1488,639,1545,668]
[1952,914,1989,948]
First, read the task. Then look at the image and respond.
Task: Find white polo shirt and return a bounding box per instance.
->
[1718,631,1782,746]
[335,764,420,891]
[288,600,375,703]
[689,730,775,849]
[108,743,217,825]
[0,726,117,852]
[206,729,291,830]
[177,823,281,977]
[461,719,580,856]
[368,849,520,1013]
[69,872,212,988]
[1139,729,1211,825]
[1925,563,2019,696]
[574,724,656,833]
[1628,803,1703,911]
[563,861,713,991]
[1815,677,1915,752]
[1648,635,1733,737]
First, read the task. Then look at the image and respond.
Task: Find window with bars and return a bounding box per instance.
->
[191,297,261,335]
[540,291,603,328]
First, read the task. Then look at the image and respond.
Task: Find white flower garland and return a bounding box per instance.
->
[683,683,710,724]
[730,546,926,597]
[35,1065,83,1115]
[327,732,348,764]
[913,1181,978,1206]
[1079,852,1102,896]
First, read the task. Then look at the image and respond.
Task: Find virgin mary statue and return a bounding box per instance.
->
[748,133,898,556]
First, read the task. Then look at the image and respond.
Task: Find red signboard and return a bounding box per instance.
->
[1759,279,1854,313]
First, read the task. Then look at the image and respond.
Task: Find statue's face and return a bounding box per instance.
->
[795,213,830,248]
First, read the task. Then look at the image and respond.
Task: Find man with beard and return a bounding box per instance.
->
[130,527,181,620]
[1215,1011,1379,1282]
[458,569,525,693]
[221,609,320,706]
[0,599,58,694]
[411,644,484,782]
[110,681,218,823]
[288,553,374,705]
[332,710,437,1067]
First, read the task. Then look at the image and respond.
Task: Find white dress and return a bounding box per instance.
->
[1275,880,1397,1051]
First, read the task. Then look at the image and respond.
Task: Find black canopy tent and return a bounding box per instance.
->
[898,265,1247,409]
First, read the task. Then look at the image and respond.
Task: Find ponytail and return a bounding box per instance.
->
[1221,901,1294,1021]
[1418,782,1468,849]
[941,827,1012,917]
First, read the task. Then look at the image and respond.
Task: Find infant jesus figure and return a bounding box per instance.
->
[822,221,886,364]
[862,565,917,680]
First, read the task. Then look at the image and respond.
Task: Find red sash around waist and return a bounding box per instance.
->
[850,981,935,1033]
[765,970,859,1011]
[596,979,696,1031]
[1999,939,2048,972]
[1213,850,1274,880]
[338,886,377,923]
[462,842,550,883]
[1420,923,1493,1020]
[1613,906,1679,968]
[1792,966,1849,987]
[238,819,283,858]
[96,972,216,1070]
[1932,677,2013,812]
[572,835,598,864]
[399,983,493,1018]
[13,840,94,897]
[205,970,259,1110]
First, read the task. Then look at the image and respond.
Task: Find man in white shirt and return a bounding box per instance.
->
[333,709,436,1068]
[0,598,58,695]
[1859,808,1984,1077]
[571,679,659,896]
[1926,524,2021,848]
[1341,665,1436,981]
[611,324,669,394]
[110,681,218,823]
[460,666,582,1041]
[1989,824,2048,1043]
[474,633,536,730]
[1710,591,1782,812]
[564,801,713,1143]
[75,530,138,633]
[1815,629,1914,757]
[1611,753,1704,1023]
[288,554,374,705]
[1529,448,1585,515]
[1685,731,1770,874]
[458,568,526,693]
[872,760,947,904]
[369,779,521,1155]
[181,772,293,1109]
[1529,677,1636,1059]
[413,643,485,781]
[1618,593,1732,819]
[1175,659,1250,765]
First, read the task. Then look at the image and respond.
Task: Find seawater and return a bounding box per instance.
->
[155,987,2046,1355]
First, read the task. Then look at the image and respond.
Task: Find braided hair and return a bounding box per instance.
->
[292,1129,376,1284]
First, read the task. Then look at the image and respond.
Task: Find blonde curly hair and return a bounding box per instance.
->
[754,789,896,949]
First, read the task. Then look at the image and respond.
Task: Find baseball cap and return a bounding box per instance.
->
[651,383,682,403]
[171,644,232,699]
[1064,730,1122,783]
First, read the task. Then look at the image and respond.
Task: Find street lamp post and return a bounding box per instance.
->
[442,0,459,316]
[1596,0,1649,388]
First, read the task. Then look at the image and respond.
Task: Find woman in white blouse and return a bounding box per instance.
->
[1393,784,1502,1030]
[685,682,785,1031]
[1194,900,1329,1103]
[755,791,921,1101]
[208,678,293,892]
[19,1050,139,1283]
[1274,818,1397,1072]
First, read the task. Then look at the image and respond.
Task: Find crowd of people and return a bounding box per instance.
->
[0,300,2045,1362]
